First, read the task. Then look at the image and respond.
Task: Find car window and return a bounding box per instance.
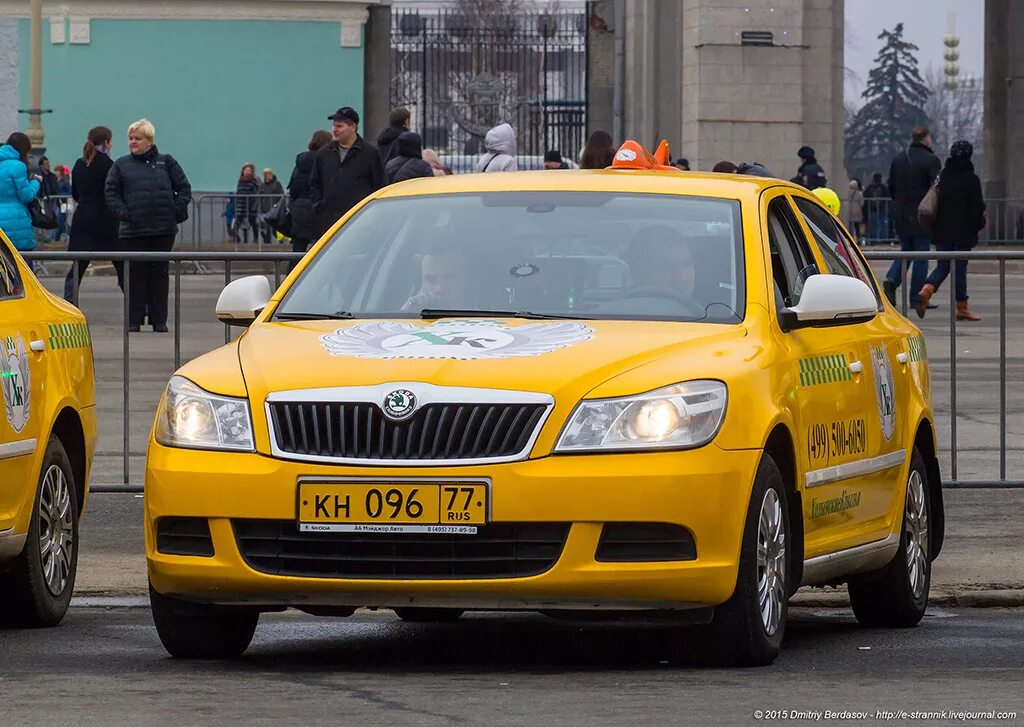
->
[793,198,879,299]
[0,239,26,302]
[277,192,746,323]
[766,197,818,309]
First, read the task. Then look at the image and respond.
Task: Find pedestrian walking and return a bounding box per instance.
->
[310,106,385,237]
[580,130,615,170]
[736,161,775,177]
[476,123,517,172]
[847,178,865,242]
[376,107,411,165]
[234,163,260,244]
[104,119,191,333]
[882,126,941,309]
[63,126,123,301]
[864,172,889,242]
[422,148,449,177]
[0,132,41,252]
[384,132,435,184]
[673,158,691,171]
[53,164,71,242]
[915,140,986,321]
[259,168,284,245]
[287,129,331,264]
[543,150,569,170]
[792,146,827,190]
[712,161,738,174]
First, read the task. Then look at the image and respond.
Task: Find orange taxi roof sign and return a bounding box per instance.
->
[609,140,679,171]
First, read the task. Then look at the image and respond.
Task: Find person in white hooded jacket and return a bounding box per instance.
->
[476,123,518,172]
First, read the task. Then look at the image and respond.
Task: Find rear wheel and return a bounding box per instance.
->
[849,448,930,628]
[0,437,79,627]
[703,455,789,667]
[394,607,464,623]
[149,584,259,659]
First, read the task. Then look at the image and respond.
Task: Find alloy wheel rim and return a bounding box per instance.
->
[905,470,929,600]
[38,465,74,597]
[756,488,787,637]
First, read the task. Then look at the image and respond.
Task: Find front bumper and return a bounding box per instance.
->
[145,443,761,610]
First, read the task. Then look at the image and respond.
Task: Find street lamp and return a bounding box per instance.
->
[943,33,960,91]
[17,0,51,164]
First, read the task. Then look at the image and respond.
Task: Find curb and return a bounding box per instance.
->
[72,589,1024,610]
[791,588,1024,609]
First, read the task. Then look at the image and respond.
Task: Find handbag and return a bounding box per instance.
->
[29,196,58,230]
[918,178,940,229]
[265,196,292,237]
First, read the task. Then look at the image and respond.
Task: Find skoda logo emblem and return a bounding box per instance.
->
[382,389,417,421]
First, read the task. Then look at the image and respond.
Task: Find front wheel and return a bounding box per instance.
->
[0,437,79,627]
[703,454,790,667]
[849,448,931,628]
[149,584,259,659]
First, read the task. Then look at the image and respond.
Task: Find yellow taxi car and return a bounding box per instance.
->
[0,232,96,626]
[145,151,943,665]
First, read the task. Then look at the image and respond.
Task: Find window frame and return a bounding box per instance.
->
[765,195,819,312]
[0,237,26,303]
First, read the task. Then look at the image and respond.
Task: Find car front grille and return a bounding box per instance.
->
[233,519,570,580]
[268,401,548,462]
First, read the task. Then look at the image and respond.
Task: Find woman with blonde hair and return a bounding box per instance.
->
[105,119,191,332]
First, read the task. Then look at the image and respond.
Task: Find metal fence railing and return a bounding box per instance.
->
[857,198,1024,245]
[18,248,1024,493]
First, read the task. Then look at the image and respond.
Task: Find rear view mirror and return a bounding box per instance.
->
[216,276,271,327]
[779,274,877,332]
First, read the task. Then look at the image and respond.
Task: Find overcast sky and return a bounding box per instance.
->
[845,0,984,103]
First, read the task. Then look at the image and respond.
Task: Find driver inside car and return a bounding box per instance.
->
[627,225,697,296]
[402,245,478,312]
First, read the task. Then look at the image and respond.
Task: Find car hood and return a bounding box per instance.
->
[238,318,746,406]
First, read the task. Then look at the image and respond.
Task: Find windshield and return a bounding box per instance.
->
[276,192,745,323]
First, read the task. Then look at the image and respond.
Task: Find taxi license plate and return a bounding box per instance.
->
[297,482,488,534]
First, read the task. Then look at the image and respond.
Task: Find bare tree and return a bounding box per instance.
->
[923,66,983,157]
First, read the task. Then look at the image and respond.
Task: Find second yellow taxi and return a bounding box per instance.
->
[145,157,943,665]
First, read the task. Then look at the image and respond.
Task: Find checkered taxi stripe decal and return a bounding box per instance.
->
[908,335,927,362]
[799,354,852,387]
[48,322,92,350]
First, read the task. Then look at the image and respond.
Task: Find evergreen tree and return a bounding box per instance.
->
[845,23,931,180]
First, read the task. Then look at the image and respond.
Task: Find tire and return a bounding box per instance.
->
[0,437,79,627]
[849,448,930,628]
[149,584,259,659]
[394,607,464,623]
[703,454,790,667]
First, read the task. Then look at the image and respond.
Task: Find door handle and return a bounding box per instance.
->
[29,339,46,353]
[896,352,909,365]
[848,360,863,374]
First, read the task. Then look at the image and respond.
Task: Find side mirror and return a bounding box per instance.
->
[779,274,877,332]
[216,276,271,327]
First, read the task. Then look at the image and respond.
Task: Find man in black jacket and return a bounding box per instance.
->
[310,106,385,237]
[883,126,942,309]
[376,107,411,165]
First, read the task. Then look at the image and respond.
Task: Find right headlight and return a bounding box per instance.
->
[554,380,728,453]
[154,376,254,451]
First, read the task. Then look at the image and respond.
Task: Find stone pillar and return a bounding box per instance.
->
[586,1,616,138]
[363,3,392,140]
[0,19,18,136]
[984,0,1009,201]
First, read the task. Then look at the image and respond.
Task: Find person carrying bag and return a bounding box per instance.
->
[0,132,43,251]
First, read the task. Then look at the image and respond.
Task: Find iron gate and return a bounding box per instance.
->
[391,6,589,172]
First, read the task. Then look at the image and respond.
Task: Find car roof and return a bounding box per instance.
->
[375,169,804,200]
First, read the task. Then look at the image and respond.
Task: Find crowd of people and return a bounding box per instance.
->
[0,105,987,332]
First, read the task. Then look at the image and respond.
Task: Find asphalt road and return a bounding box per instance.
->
[1,606,1022,726]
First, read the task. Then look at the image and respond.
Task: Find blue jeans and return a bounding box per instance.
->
[925,252,968,302]
[885,235,931,301]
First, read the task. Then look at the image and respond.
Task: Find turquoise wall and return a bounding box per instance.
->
[19,19,365,190]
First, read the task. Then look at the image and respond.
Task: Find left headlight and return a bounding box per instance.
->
[154,376,254,451]
[554,380,727,453]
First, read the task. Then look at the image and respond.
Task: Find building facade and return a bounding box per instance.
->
[588,0,845,182]
[0,0,387,190]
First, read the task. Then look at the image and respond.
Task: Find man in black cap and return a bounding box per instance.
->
[310,106,385,236]
[543,150,569,170]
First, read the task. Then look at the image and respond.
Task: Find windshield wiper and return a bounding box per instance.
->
[419,308,581,320]
[274,311,355,321]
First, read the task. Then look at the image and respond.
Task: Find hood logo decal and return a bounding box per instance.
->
[320,320,593,360]
[1,334,31,433]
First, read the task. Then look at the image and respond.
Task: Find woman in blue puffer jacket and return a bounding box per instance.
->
[0,132,41,251]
